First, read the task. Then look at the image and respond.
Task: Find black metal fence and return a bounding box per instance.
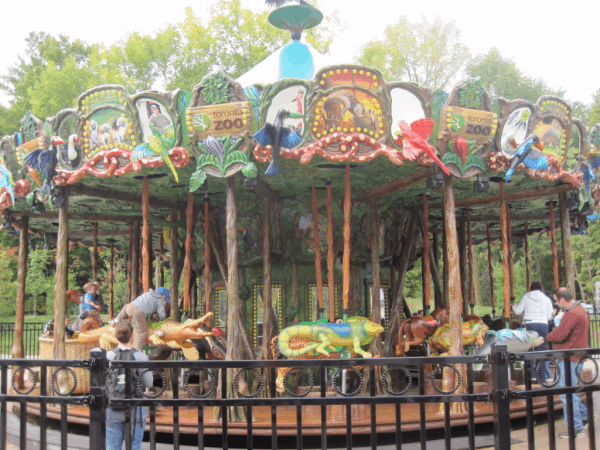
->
[0,323,45,358]
[0,346,599,450]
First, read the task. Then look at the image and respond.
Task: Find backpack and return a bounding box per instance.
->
[107,349,144,412]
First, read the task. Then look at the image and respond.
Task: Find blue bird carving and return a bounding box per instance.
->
[574,155,595,204]
[253,108,301,176]
[505,134,547,182]
[23,136,64,195]
[0,165,14,203]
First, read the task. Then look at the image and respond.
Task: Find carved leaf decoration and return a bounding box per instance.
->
[189,169,207,192]
[463,155,486,173]
[442,153,465,175]
[242,162,258,178]
[223,150,248,176]
[453,136,468,166]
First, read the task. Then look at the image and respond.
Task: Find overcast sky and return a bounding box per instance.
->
[1,0,597,109]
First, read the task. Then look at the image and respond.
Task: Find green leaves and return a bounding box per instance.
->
[458,78,484,109]
[189,169,207,192]
[201,72,232,105]
[242,162,257,179]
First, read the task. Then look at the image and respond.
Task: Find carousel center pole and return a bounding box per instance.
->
[467,209,474,315]
[342,165,351,322]
[312,186,324,320]
[499,182,510,328]
[204,193,211,321]
[53,188,68,360]
[486,224,496,318]
[326,179,335,322]
[422,194,431,315]
[142,176,150,293]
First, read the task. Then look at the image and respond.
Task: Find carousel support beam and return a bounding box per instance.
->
[69,183,190,210]
[458,219,468,314]
[467,210,474,314]
[422,194,431,315]
[131,219,140,301]
[68,227,161,239]
[353,168,429,202]
[110,241,115,319]
[204,194,211,317]
[53,189,68,360]
[6,210,142,222]
[11,215,28,389]
[225,176,241,358]
[549,203,560,290]
[429,184,576,209]
[558,192,576,293]
[183,192,195,312]
[524,222,530,289]
[92,223,98,279]
[432,231,442,308]
[499,182,510,326]
[170,207,179,322]
[507,206,515,303]
[326,179,335,323]
[487,224,496,317]
[312,186,324,319]
[142,176,150,293]
[343,165,352,321]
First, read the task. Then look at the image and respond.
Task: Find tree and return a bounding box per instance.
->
[355,15,471,88]
[465,48,565,103]
[589,88,600,127]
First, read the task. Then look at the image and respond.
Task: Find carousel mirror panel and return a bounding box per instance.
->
[306,282,339,322]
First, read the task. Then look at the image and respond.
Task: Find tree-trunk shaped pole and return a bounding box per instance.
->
[467,209,474,314]
[147,232,153,290]
[524,222,530,289]
[127,223,132,303]
[458,219,467,314]
[422,194,431,315]
[131,219,140,300]
[110,241,114,319]
[500,182,510,325]
[487,224,496,317]
[558,192,575,293]
[369,199,384,361]
[549,202,559,290]
[92,222,98,279]
[326,179,335,322]
[170,208,179,321]
[442,206,449,309]
[292,260,300,325]
[224,177,248,420]
[432,231,442,309]
[53,189,68,367]
[159,234,164,287]
[12,215,28,389]
[204,194,211,316]
[260,196,276,365]
[443,175,466,414]
[142,176,150,293]
[343,165,351,322]
[311,186,324,319]
[507,205,514,303]
[183,192,194,312]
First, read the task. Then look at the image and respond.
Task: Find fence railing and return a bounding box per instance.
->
[0,346,598,450]
[0,323,45,359]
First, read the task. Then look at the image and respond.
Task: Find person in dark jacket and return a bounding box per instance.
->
[114,287,170,351]
[547,287,590,439]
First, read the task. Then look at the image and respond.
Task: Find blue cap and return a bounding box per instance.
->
[157,287,170,304]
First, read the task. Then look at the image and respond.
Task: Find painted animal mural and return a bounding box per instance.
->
[272,317,383,393]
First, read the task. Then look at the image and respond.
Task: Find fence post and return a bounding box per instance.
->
[490,343,511,450]
[89,348,107,450]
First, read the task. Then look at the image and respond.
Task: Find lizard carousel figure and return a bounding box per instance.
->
[271,317,384,394]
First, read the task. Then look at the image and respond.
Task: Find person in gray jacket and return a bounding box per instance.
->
[511,281,554,381]
[114,287,170,351]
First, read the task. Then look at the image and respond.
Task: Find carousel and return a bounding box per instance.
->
[1,1,597,436]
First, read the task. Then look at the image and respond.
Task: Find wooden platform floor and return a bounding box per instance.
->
[17,384,561,436]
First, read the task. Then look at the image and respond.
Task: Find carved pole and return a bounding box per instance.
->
[442,206,449,309]
[110,241,114,319]
[11,215,28,389]
[507,205,514,303]
[183,192,194,312]
[370,199,382,340]
[127,223,132,303]
[312,186,324,319]
[131,219,140,300]
[467,209,474,314]
[53,189,68,360]
[500,182,510,325]
[204,193,211,315]
[159,234,165,287]
[549,202,559,290]
[260,196,275,359]
[524,222,530,289]
[558,192,576,293]
[147,232,153,290]
[432,231,442,308]
[326,179,335,322]
[92,222,98,279]
[422,194,431,315]
[292,260,299,325]
[170,208,179,322]
[458,219,467,314]
[142,176,150,293]
[487,224,496,317]
[342,165,351,322]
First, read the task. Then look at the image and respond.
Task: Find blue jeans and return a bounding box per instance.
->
[526,322,551,380]
[557,359,588,431]
[106,407,147,450]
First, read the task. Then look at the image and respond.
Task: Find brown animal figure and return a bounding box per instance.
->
[66,289,82,305]
[322,90,377,132]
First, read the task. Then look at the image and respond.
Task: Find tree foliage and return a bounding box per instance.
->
[355,15,471,88]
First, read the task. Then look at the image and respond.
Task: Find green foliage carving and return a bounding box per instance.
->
[442,138,486,176]
[450,114,465,131]
[201,72,232,105]
[459,79,484,109]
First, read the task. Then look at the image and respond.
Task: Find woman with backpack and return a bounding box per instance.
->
[106,321,153,450]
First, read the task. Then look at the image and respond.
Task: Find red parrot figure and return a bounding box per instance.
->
[395,119,449,175]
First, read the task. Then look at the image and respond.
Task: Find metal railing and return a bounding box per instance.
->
[0,346,598,450]
[0,323,45,358]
